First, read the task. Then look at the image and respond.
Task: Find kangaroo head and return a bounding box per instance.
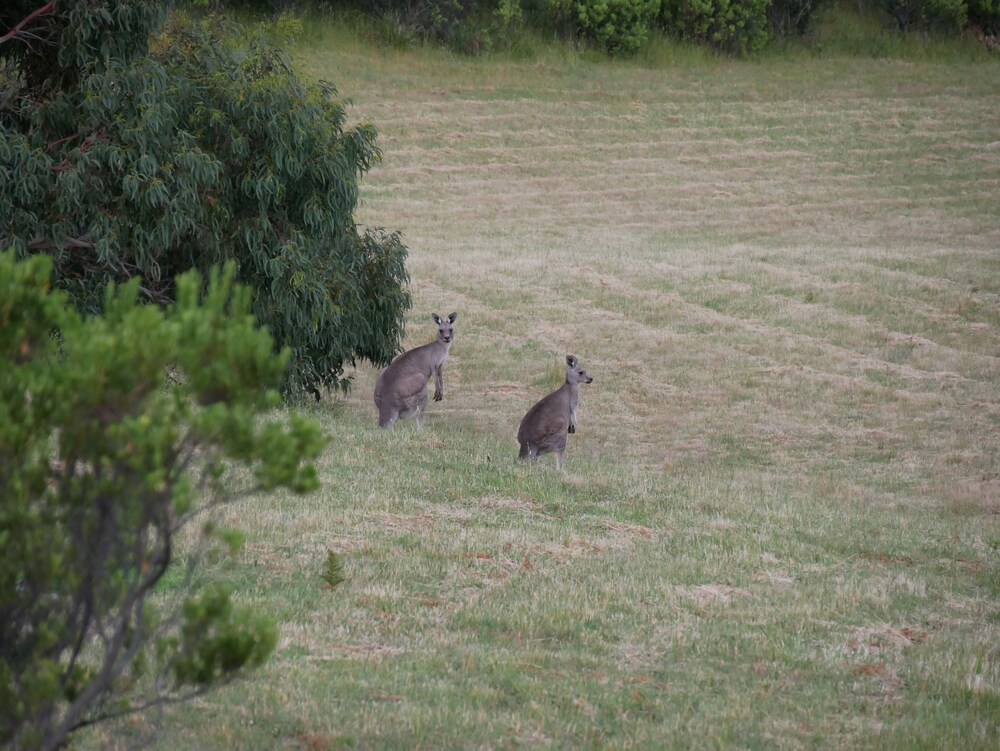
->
[432,312,457,344]
[565,354,593,385]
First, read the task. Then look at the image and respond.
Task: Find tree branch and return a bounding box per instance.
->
[44,519,174,751]
[69,683,218,734]
[28,235,96,251]
[0,1,56,46]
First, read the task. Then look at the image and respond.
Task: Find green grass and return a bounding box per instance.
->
[81,10,1000,751]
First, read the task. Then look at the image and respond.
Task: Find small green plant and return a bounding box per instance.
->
[322,549,348,589]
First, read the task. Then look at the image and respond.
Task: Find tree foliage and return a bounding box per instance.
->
[0,250,327,751]
[0,1,411,398]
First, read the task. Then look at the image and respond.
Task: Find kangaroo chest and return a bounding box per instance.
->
[563,384,579,413]
[429,342,451,371]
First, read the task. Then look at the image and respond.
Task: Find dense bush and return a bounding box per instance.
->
[192,0,287,8]
[0,1,411,399]
[356,0,523,51]
[544,0,661,53]
[0,251,326,751]
[187,0,999,53]
[659,0,770,53]
[767,0,833,37]
[880,0,967,31]
[365,0,470,44]
[967,0,1000,33]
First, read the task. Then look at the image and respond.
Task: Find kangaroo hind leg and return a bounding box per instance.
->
[414,392,429,431]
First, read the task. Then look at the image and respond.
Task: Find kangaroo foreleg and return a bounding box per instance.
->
[433,365,444,401]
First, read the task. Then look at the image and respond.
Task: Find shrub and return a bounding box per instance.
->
[185,0,304,11]
[0,251,326,751]
[967,0,1000,34]
[545,0,661,53]
[360,0,523,52]
[365,0,470,43]
[880,0,967,32]
[767,0,834,38]
[489,0,527,50]
[659,0,771,54]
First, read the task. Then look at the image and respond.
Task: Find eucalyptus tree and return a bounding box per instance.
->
[0,0,410,397]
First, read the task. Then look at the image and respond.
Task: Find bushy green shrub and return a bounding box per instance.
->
[0,251,326,751]
[880,0,967,31]
[368,0,470,43]
[0,1,410,399]
[659,0,770,54]
[491,0,528,49]
[362,0,523,52]
[767,0,833,37]
[450,0,526,52]
[188,0,291,10]
[967,0,1000,33]
[545,0,661,53]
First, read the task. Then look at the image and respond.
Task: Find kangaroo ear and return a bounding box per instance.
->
[448,312,457,323]
[432,314,443,325]
[566,355,577,367]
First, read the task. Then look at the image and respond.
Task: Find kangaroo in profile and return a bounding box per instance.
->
[517,355,593,469]
[374,312,457,430]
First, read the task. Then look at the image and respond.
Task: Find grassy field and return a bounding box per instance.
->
[84,18,1000,751]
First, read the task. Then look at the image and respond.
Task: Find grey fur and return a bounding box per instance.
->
[517,355,593,469]
[374,312,457,430]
